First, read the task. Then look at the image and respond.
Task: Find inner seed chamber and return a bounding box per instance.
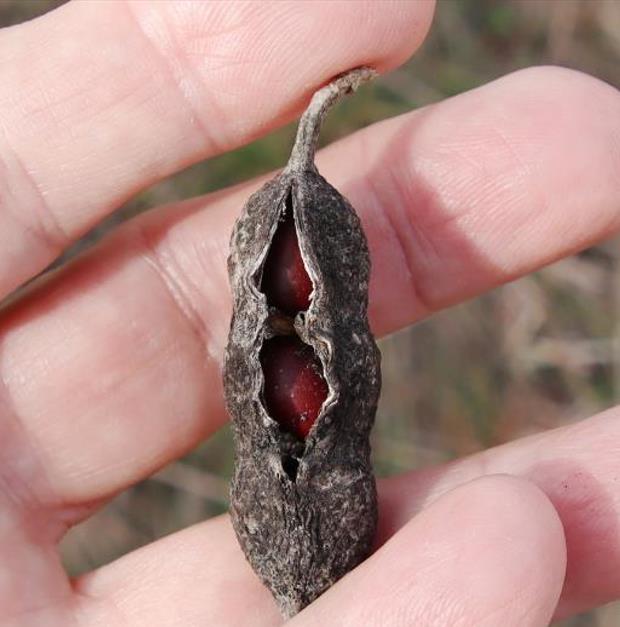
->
[260,193,313,316]
[260,336,328,440]
[258,191,327,442]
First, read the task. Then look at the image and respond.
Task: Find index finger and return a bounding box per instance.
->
[0,0,435,299]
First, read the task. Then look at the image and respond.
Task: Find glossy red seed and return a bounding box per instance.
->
[260,336,328,439]
[261,205,313,316]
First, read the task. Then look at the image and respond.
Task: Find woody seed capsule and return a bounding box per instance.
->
[224,67,381,617]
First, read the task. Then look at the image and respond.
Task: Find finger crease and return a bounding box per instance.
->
[0,380,65,542]
[135,221,213,365]
[365,169,433,317]
[0,136,69,257]
[123,0,217,156]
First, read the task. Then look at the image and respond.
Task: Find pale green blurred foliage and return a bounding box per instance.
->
[4,1,620,625]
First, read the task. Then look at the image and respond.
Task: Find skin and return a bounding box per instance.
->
[0,1,619,625]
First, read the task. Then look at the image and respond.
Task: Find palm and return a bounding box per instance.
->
[1,2,619,626]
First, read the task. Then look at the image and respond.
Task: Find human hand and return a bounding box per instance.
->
[1,2,619,626]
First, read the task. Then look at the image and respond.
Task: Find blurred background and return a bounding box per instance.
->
[3,1,620,625]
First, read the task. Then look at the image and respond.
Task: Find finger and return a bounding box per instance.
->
[333,65,620,335]
[0,0,434,298]
[293,476,565,627]
[72,477,565,627]
[2,67,619,520]
[377,406,620,619]
[73,515,280,627]
[0,489,73,625]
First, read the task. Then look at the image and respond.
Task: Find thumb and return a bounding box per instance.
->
[290,475,567,627]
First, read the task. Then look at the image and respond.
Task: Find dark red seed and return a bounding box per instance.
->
[260,336,328,439]
[261,203,313,316]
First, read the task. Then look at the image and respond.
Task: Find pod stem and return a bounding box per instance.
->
[286,67,377,173]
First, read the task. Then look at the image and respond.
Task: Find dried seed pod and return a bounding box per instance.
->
[224,67,381,617]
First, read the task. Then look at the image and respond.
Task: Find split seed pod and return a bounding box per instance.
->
[224,67,381,617]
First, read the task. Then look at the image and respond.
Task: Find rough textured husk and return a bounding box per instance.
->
[223,68,381,617]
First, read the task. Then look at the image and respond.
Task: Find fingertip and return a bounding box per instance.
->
[444,474,568,585]
[366,0,436,73]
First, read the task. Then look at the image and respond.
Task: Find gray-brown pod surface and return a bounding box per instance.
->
[224,67,381,617]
